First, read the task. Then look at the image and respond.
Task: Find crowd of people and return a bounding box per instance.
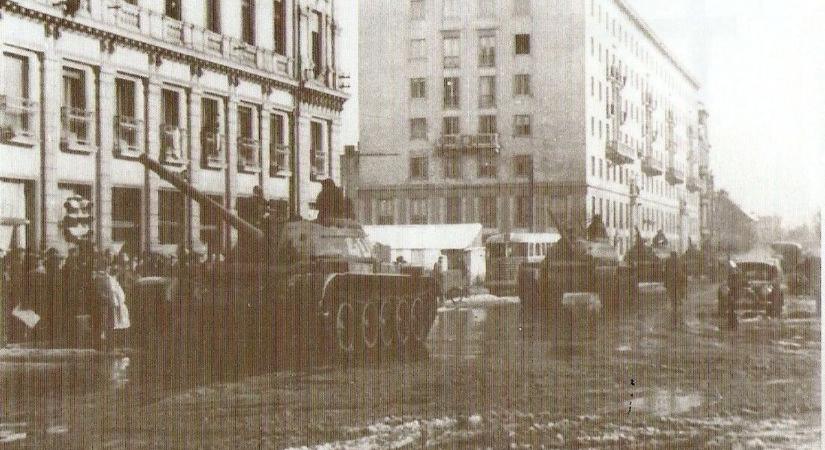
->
[0,244,227,350]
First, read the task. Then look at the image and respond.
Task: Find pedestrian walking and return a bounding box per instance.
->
[433,256,444,304]
[665,251,687,330]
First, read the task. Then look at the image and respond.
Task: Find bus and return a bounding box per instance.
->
[485,232,560,296]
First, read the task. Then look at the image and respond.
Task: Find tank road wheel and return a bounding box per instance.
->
[395,296,412,351]
[361,299,381,353]
[334,299,357,361]
[410,295,434,343]
[379,297,397,353]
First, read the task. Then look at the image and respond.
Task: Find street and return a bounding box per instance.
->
[0,281,820,449]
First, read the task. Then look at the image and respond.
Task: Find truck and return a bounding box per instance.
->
[132,154,438,367]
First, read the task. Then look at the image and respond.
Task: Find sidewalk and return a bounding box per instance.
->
[0,344,130,363]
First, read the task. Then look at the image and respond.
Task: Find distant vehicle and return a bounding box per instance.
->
[518,215,636,316]
[624,229,671,283]
[770,241,802,273]
[718,257,784,319]
[485,232,560,296]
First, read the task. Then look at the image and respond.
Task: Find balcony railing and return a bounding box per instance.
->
[0,95,38,143]
[641,152,665,176]
[98,1,294,78]
[438,133,501,154]
[606,139,635,165]
[160,124,186,165]
[61,106,94,152]
[201,129,224,169]
[479,94,496,108]
[114,116,143,157]
[162,16,184,44]
[686,174,701,193]
[237,136,260,172]
[698,163,710,179]
[439,134,461,150]
[666,160,685,185]
[443,56,460,69]
[269,143,290,175]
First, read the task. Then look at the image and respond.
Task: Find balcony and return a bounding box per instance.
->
[606,139,635,165]
[97,1,294,79]
[443,56,460,69]
[114,116,143,158]
[201,129,224,169]
[438,134,500,154]
[61,107,94,152]
[0,95,38,144]
[686,175,702,193]
[269,143,290,176]
[666,161,685,185]
[698,163,710,179]
[160,125,186,165]
[237,137,260,173]
[438,134,461,151]
[162,16,184,44]
[641,153,665,176]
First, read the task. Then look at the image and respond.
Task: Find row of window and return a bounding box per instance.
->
[409,114,531,140]
[588,154,681,200]
[1,52,329,178]
[410,0,531,20]
[410,74,531,104]
[410,33,531,63]
[408,154,533,180]
[156,0,289,53]
[373,195,527,229]
[590,195,679,234]
[110,186,285,250]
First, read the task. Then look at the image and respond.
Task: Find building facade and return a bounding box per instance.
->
[358,0,713,255]
[0,0,348,255]
[710,190,755,254]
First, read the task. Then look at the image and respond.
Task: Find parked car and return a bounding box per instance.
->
[718,257,784,318]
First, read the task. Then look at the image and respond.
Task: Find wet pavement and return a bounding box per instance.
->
[0,281,820,448]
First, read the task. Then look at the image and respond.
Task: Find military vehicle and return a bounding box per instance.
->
[518,214,637,317]
[133,154,438,365]
[624,229,670,283]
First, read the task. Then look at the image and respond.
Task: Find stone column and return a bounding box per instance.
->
[144,77,162,250]
[225,87,239,246]
[41,50,62,251]
[188,86,203,251]
[329,116,342,184]
[259,103,271,187]
[96,65,116,250]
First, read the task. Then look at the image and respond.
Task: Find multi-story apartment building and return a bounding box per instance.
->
[0,0,348,255]
[358,0,712,255]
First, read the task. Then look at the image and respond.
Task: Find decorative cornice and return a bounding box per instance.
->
[2,0,348,111]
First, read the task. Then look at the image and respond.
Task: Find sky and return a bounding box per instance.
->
[338,0,825,227]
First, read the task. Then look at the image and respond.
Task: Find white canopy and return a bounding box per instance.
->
[363,224,484,250]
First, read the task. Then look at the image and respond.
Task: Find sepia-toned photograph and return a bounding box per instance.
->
[0,0,822,448]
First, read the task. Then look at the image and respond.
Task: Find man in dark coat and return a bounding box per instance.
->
[316,179,345,221]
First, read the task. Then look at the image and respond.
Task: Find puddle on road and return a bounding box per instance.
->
[628,389,703,416]
[429,304,522,360]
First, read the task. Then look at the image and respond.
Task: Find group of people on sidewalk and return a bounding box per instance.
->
[1,244,135,349]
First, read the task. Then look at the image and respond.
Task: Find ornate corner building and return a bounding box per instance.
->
[0,0,348,255]
[358,0,713,256]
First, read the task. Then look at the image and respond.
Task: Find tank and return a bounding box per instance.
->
[518,215,636,316]
[624,229,670,283]
[134,154,438,365]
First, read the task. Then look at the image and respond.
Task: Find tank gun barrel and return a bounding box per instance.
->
[137,154,265,242]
